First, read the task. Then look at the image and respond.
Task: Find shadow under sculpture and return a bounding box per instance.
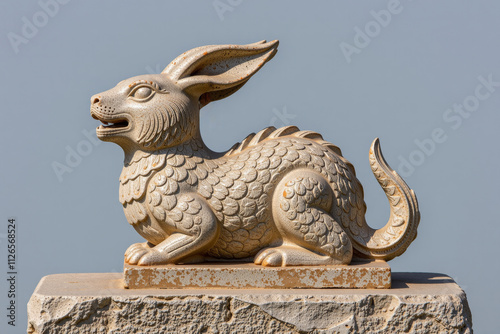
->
[90,40,420,268]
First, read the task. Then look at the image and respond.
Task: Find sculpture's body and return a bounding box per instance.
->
[90,40,419,266]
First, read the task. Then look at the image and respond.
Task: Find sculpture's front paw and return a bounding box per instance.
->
[135,249,169,266]
[124,242,171,266]
[125,242,152,265]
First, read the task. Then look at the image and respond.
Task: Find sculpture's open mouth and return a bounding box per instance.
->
[91,109,130,136]
[97,119,129,130]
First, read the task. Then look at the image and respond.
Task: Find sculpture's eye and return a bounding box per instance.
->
[129,85,154,101]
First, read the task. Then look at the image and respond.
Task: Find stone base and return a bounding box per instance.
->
[27,272,472,334]
[124,260,391,289]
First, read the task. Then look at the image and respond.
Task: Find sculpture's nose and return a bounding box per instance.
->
[91,95,101,105]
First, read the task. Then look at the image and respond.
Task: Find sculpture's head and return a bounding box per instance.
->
[90,40,278,151]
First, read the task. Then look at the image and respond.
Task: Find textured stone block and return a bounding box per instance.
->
[124,260,391,289]
[27,272,472,334]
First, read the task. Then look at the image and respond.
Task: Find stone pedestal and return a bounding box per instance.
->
[27,272,472,333]
[124,260,391,289]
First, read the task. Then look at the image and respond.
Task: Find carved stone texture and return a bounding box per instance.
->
[27,273,472,334]
[90,40,420,267]
[123,260,391,289]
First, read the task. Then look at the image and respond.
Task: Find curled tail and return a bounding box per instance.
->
[353,138,420,261]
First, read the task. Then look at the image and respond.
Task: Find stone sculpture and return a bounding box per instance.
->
[90,40,420,267]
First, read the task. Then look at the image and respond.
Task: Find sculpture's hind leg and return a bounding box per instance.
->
[255,170,352,266]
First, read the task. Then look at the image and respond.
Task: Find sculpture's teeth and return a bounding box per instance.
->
[101,121,116,128]
[98,120,128,130]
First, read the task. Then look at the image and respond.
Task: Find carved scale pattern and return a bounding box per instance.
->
[119,125,412,260]
[278,176,352,262]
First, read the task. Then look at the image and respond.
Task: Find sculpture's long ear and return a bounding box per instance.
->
[162,40,278,107]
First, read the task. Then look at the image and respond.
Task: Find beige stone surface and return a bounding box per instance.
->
[124,260,391,289]
[90,40,420,268]
[28,272,471,334]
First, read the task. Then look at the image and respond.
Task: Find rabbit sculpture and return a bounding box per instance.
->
[90,40,419,267]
